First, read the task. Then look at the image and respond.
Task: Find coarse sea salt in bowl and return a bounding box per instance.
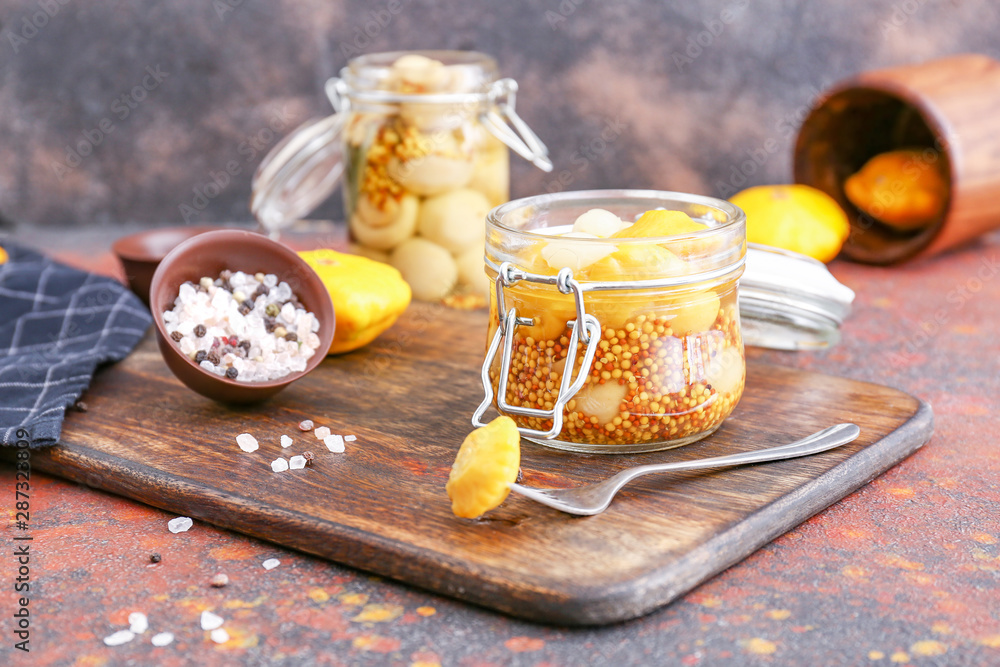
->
[149,229,335,403]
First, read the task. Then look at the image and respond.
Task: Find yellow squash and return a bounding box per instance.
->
[611,209,707,238]
[730,184,850,263]
[843,149,948,230]
[299,249,411,355]
[446,416,521,519]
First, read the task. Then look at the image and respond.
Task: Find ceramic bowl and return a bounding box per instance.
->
[149,229,335,403]
[112,226,219,306]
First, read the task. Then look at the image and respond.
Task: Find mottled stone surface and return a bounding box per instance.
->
[1,226,999,665]
[1,0,999,228]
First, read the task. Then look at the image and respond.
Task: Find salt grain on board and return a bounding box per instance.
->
[128,612,148,634]
[289,455,307,469]
[280,435,293,448]
[236,433,259,452]
[324,434,345,453]
[298,420,314,431]
[344,435,357,442]
[262,558,280,570]
[210,628,230,644]
[314,426,331,440]
[151,632,174,647]
[103,630,135,646]
[200,610,224,631]
[168,517,193,534]
[271,457,289,472]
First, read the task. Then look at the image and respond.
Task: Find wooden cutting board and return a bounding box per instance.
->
[33,304,932,625]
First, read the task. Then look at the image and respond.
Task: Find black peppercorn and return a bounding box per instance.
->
[225,367,238,379]
[206,351,221,365]
[238,304,251,316]
[150,553,161,563]
[194,324,207,337]
[253,284,269,299]
[285,332,297,342]
[239,340,251,353]
[264,318,277,333]
[242,299,255,311]
[302,450,315,466]
[194,350,207,364]
[170,331,183,342]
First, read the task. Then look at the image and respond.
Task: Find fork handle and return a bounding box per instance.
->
[622,423,861,483]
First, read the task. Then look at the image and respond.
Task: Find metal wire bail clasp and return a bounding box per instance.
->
[324,77,350,112]
[472,263,601,439]
[481,79,554,172]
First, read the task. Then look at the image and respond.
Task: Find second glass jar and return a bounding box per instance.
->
[334,51,515,306]
[477,190,747,453]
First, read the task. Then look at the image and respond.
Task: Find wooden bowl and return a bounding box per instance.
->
[112,226,219,306]
[794,54,1000,263]
[149,230,335,403]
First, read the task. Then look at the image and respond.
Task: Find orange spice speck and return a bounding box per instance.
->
[505,637,545,652]
[353,603,404,623]
[339,593,369,606]
[743,638,777,655]
[910,640,947,657]
[307,588,330,603]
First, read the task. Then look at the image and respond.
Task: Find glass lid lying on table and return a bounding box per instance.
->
[739,243,855,350]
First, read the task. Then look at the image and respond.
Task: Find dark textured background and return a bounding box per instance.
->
[1,0,999,229]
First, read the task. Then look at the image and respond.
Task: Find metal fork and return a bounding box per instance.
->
[508,423,861,516]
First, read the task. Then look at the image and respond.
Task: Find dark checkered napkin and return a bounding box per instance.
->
[0,240,151,447]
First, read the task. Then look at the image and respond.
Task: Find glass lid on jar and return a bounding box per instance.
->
[250,52,552,237]
[250,114,347,237]
[739,243,855,350]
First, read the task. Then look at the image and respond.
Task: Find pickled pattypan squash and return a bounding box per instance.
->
[298,249,411,355]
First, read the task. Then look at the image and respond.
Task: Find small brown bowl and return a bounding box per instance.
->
[112,226,220,306]
[149,229,335,403]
